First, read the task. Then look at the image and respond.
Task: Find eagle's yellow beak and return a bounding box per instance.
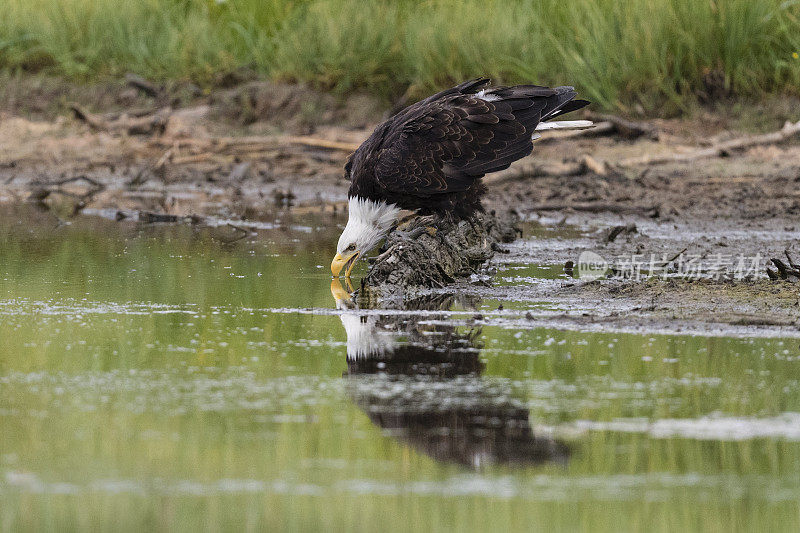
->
[330,278,355,309]
[331,251,360,277]
[330,278,353,300]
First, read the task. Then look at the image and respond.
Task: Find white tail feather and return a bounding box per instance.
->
[535,120,594,131]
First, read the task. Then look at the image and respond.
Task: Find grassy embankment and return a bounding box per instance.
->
[1,0,799,113]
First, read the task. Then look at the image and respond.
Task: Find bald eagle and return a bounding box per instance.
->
[331,77,590,277]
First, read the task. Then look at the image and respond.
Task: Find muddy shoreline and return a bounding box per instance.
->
[1,77,799,338]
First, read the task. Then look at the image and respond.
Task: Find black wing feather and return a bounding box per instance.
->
[348,78,588,203]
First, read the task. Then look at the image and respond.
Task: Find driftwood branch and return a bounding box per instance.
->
[28,175,106,216]
[71,103,170,135]
[585,113,659,140]
[618,120,800,167]
[69,104,108,131]
[282,136,359,152]
[491,119,800,184]
[767,249,800,281]
[484,154,608,185]
[155,135,359,155]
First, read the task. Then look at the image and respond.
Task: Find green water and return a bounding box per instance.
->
[1,207,799,532]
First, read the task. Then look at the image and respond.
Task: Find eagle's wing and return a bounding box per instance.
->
[370,79,586,196]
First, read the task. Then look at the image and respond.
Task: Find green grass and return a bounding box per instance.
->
[1,0,799,112]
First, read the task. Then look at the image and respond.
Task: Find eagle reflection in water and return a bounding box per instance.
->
[331,280,569,470]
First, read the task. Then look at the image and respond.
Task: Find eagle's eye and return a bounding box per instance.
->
[346,243,357,252]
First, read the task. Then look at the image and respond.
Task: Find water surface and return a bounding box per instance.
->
[1,207,799,532]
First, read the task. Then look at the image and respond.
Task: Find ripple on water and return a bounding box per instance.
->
[5,470,800,503]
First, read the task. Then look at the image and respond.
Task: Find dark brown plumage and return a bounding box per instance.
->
[346,77,588,217]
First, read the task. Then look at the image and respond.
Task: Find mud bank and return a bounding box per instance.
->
[423,213,800,337]
[1,77,799,337]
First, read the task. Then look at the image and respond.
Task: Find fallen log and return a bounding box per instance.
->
[359,210,519,302]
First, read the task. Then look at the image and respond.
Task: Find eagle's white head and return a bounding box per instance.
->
[331,197,402,277]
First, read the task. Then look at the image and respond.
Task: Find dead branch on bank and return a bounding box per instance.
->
[528,202,659,218]
[604,223,638,243]
[27,175,106,216]
[492,118,800,185]
[484,154,609,185]
[28,175,105,200]
[618,119,800,167]
[585,113,659,140]
[153,135,360,155]
[70,103,169,136]
[767,250,800,282]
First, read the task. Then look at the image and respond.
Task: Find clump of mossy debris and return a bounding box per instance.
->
[357,209,519,303]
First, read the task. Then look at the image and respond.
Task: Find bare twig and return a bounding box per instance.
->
[29,175,105,199]
[125,73,162,98]
[69,104,108,131]
[604,223,637,243]
[656,248,688,268]
[768,255,800,282]
[154,134,359,154]
[216,223,254,244]
[139,211,180,223]
[102,106,160,121]
[282,135,359,152]
[585,113,659,140]
[71,102,169,135]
